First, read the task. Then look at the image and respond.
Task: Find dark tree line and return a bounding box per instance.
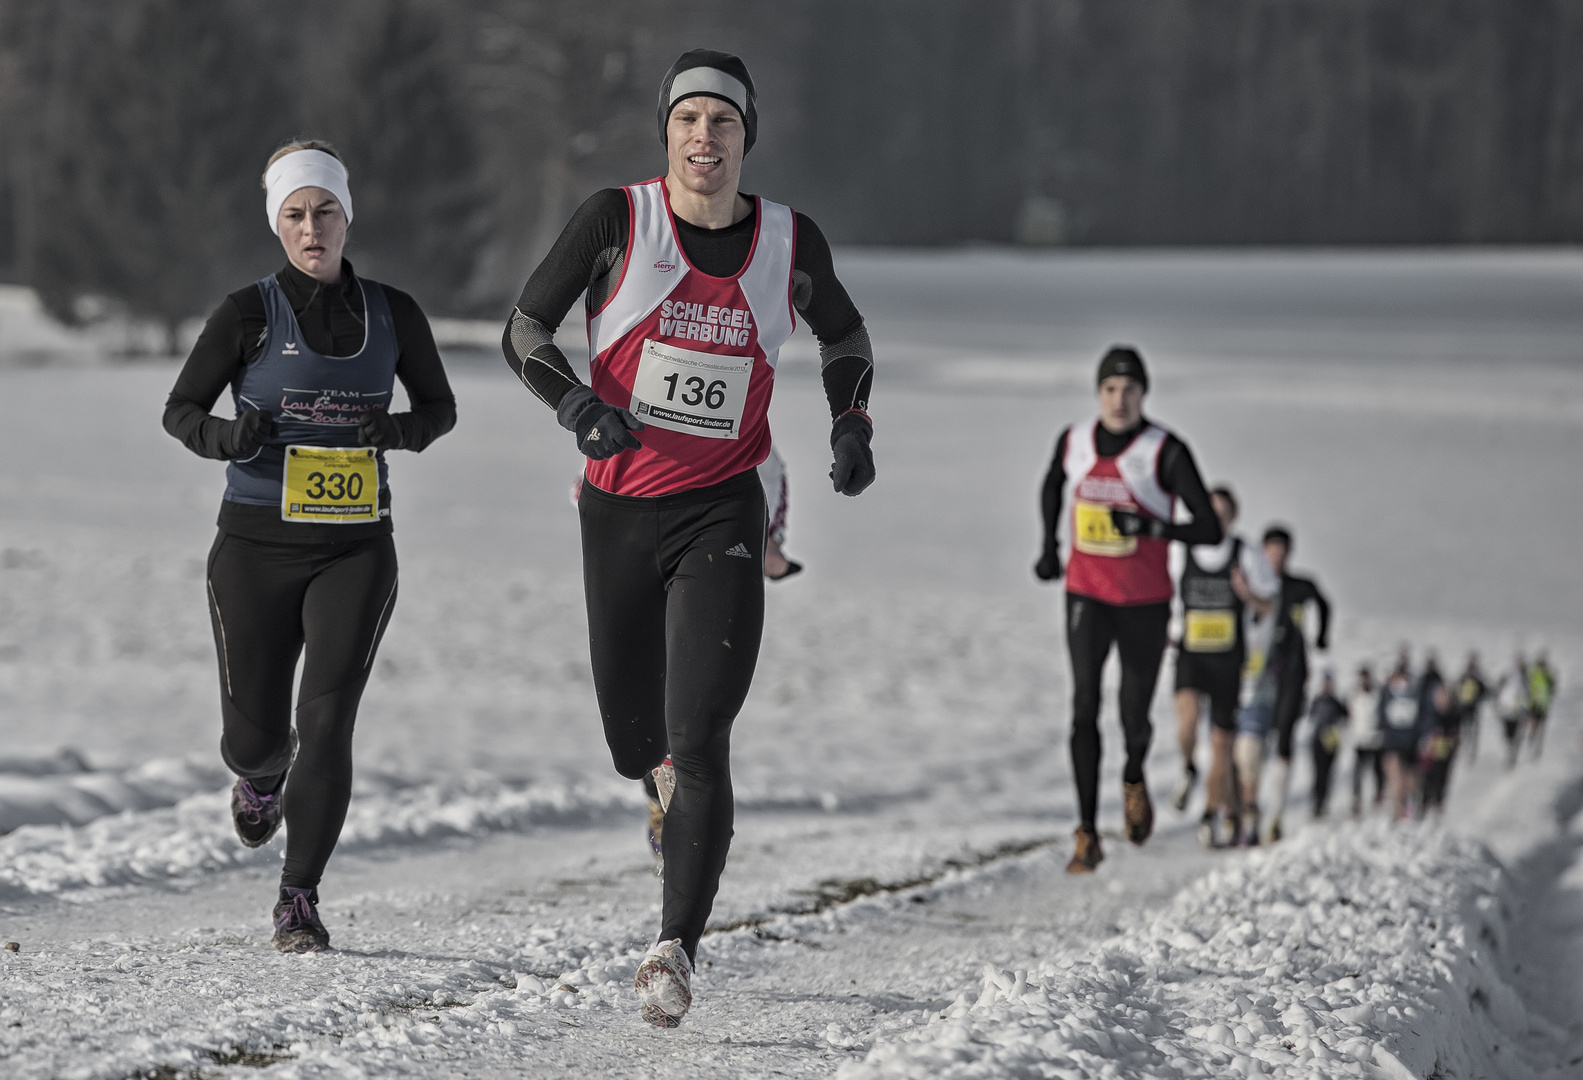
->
[0,0,486,345]
[2,0,1582,342]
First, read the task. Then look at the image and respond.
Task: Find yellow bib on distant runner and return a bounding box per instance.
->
[281,446,378,522]
[1073,500,1137,557]
[1184,609,1237,653]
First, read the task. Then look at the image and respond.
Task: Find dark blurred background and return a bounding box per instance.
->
[3,0,1582,341]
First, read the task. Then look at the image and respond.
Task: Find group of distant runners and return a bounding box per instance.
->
[1338,648,1557,819]
[1034,349,1561,867]
[157,43,1560,1032]
[1035,348,1336,861]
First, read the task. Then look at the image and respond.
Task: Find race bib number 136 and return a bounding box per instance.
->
[281,446,379,522]
[629,339,752,440]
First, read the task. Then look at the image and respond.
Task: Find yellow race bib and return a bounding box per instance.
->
[1183,609,1237,653]
[282,446,379,523]
[1073,500,1137,557]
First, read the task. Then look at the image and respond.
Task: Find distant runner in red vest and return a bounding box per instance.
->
[502,49,875,1028]
[1036,347,1221,872]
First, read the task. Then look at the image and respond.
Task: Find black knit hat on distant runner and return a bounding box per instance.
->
[658,49,758,154]
[1096,345,1148,391]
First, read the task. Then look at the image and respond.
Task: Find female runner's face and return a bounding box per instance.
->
[276,187,348,284]
[666,96,746,199]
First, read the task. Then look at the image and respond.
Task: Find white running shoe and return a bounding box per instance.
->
[634,938,693,1028]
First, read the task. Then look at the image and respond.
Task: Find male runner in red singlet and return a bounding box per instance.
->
[503,50,875,1027]
[1036,347,1221,871]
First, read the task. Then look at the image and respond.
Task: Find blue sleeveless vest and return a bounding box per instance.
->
[223,275,399,513]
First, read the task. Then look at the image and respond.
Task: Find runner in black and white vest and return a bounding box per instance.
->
[1170,486,1280,847]
[163,140,456,952]
[501,50,875,1028]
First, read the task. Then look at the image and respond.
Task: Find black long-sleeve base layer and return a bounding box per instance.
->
[163,258,457,544]
[502,187,873,423]
[1038,420,1222,563]
[208,531,398,891]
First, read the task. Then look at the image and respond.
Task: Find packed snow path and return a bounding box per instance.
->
[2,249,1583,1077]
[4,726,1581,1079]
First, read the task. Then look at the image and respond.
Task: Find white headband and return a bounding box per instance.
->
[667,68,749,117]
[264,149,353,235]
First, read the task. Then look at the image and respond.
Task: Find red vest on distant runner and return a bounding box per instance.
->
[1062,417,1175,606]
[583,178,797,497]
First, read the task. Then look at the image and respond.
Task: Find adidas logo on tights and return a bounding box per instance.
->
[724,543,752,559]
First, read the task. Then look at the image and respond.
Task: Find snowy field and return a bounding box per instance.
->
[1,247,1581,1078]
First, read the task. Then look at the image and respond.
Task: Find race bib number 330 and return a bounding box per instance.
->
[629,339,752,440]
[282,446,378,522]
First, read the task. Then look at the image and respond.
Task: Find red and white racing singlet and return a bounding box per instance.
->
[583,178,797,497]
[1062,417,1176,606]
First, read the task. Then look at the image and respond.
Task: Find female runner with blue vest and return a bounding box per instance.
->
[1036,348,1221,872]
[163,141,456,951]
[502,50,875,1028]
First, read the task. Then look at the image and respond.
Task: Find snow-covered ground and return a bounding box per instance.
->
[1,248,1581,1078]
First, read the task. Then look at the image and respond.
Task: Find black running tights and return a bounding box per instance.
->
[207,531,398,891]
[1065,595,1170,832]
[579,471,765,962]
[1272,668,1307,760]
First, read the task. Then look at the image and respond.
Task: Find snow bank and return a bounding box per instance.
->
[0,752,227,834]
[840,822,1551,1080]
[0,772,643,899]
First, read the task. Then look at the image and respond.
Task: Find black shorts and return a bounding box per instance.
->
[1174,648,1241,730]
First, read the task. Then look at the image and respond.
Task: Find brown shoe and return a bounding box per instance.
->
[1124,780,1154,846]
[1065,826,1103,873]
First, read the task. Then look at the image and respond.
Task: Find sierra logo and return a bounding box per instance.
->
[653,260,676,272]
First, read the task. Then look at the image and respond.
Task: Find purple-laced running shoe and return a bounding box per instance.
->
[272,887,330,953]
[230,779,284,848]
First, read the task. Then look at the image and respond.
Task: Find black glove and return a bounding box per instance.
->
[223,409,275,457]
[829,410,875,496]
[1110,508,1166,539]
[556,385,644,461]
[357,408,405,450]
[1034,550,1063,581]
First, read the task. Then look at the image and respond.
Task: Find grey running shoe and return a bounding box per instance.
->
[230,779,283,848]
[272,887,330,953]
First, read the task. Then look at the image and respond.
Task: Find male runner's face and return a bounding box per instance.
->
[1263,539,1289,575]
[1096,375,1144,433]
[666,96,746,198]
[276,186,348,284]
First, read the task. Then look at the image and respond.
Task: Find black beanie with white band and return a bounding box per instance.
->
[1096,345,1149,392]
[657,49,758,154]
